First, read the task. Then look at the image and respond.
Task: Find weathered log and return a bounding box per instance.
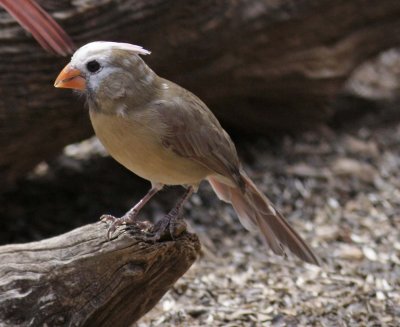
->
[2,0,400,187]
[0,221,200,326]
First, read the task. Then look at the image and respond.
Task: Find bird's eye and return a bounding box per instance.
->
[86,60,101,73]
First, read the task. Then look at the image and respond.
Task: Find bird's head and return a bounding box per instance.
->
[54,41,154,110]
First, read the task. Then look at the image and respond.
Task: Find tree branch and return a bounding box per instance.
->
[0,221,200,326]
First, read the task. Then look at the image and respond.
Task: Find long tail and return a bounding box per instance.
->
[208,174,320,265]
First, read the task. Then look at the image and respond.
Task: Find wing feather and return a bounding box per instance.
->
[151,82,243,187]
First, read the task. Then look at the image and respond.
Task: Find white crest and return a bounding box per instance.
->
[72,41,151,62]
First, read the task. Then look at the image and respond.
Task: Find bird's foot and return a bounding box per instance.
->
[145,208,187,242]
[100,212,150,240]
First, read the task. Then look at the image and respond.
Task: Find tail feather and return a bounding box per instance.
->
[208,175,320,266]
[1,0,75,55]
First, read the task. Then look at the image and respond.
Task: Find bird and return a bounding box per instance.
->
[54,41,320,265]
[0,0,75,56]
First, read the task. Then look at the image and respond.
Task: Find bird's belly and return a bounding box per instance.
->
[89,111,210,185]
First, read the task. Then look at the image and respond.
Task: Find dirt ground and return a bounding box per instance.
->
[2,115,400,326]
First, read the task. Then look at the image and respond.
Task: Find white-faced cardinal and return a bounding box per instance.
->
[54,41,319,265]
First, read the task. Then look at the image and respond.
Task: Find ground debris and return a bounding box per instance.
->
[3,120,400,327]
[138,122,400,326]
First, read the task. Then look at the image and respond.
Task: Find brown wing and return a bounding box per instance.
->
[0,0,75,56]
[151,82,243,188]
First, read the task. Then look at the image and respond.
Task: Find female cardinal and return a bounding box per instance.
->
[54,41,319,265]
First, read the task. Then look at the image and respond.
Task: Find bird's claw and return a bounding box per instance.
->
[100,213,144,240]
[143,208,186,242]
[100,214,123,240]
[100,214,118,224]
[100,207,186,241]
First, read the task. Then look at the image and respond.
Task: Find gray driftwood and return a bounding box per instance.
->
[0,222,200,326]
[2,0,400,188]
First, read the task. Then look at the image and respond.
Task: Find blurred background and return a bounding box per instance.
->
[0,0,399,325]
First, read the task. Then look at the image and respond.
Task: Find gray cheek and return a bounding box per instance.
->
[105,80,126,99]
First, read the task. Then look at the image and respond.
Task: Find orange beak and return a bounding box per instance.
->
[54,64,86,90]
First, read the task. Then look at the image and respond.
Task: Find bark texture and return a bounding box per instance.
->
[0,222,200,326]
[2,0,400,186]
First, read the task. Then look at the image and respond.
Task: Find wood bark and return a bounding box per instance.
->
[2,0,400,187]
[0,222,200,326]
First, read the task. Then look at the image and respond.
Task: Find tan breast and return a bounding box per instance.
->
[89,110,211,186]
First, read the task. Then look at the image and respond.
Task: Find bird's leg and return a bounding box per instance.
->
[101,183,163,239]
[148,186,194,241]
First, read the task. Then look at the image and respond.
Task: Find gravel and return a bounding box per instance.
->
[2,119,400,326]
